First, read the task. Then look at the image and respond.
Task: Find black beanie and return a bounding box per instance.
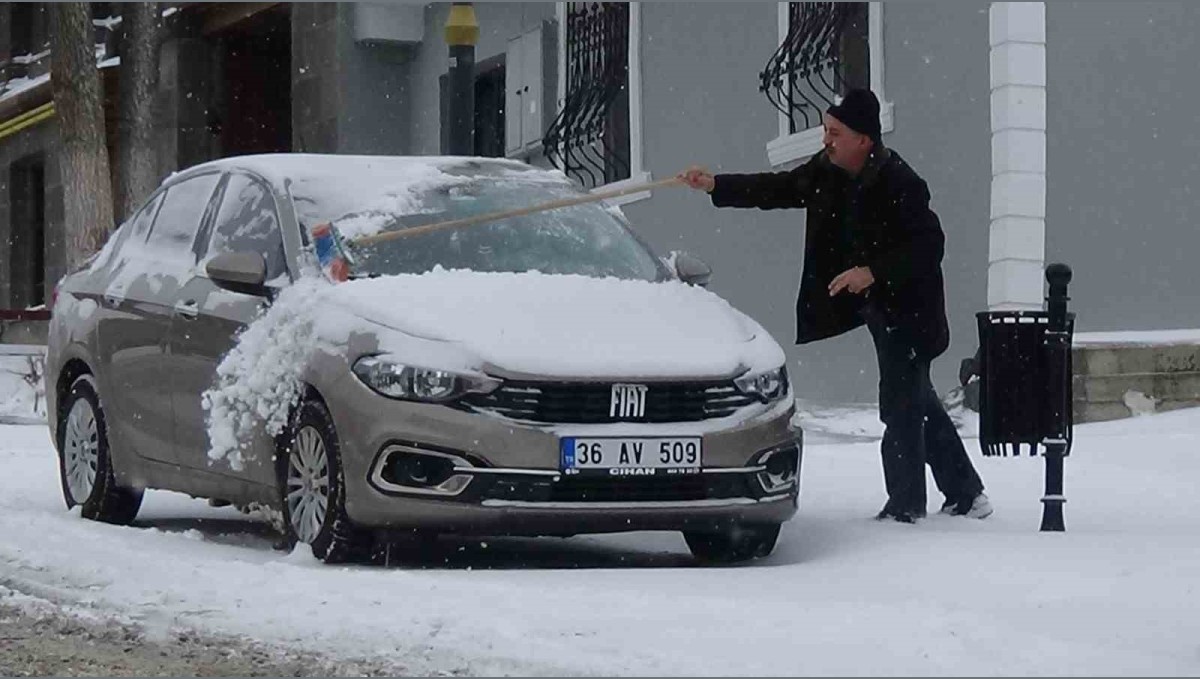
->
[826,88,882,142]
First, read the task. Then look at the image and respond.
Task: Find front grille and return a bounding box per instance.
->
[480,473,756,503]
[460,381,758,424]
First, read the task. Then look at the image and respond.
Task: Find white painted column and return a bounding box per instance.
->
[988,2,1046,310]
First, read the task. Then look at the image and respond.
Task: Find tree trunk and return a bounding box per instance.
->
[116,2,162,223]
[50,3,114,270]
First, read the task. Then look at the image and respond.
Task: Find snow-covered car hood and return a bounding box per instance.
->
[323,269,785,380]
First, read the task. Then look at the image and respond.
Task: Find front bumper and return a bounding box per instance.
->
[323,373,802,536]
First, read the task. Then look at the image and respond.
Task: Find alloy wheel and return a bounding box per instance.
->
[286,426,331,544]
[63,397,99,503]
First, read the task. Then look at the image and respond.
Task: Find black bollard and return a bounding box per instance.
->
[1040,263,1073,531]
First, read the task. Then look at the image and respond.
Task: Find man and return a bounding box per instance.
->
[678,88,991,523]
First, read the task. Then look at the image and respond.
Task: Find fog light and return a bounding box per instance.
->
[757,445,799,493]
[384,451,456,488]
[369,446,474,496]
[765,451,793,477]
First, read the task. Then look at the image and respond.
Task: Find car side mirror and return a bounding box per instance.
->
[206,251,269,297]
[672,251,712,287]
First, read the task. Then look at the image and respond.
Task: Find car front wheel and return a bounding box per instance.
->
[57,375,142,524]
[683,523,781,563]
[278,398,373,563]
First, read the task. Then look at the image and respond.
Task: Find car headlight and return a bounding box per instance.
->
[734,365,788,402]
[352,356,499,403]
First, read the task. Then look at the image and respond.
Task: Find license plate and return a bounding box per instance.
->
[560,437,702,474]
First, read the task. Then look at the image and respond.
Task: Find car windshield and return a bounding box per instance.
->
[291,164,670,282]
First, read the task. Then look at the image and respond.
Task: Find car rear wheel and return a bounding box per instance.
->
[278,398,373,563]
[683,523,781,563]
[57,375,143,524]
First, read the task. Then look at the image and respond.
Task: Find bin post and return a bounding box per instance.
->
[1040,263,1073,532]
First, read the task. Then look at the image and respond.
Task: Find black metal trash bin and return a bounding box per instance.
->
[976,263,1075,531]
[976,310,1075,458]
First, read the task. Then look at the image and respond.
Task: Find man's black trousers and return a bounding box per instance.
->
[863,302,984,516]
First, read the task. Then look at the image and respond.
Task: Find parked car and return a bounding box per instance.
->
[46,154,802,563]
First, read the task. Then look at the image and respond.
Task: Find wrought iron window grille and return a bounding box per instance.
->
[760,2,869,136]
[543,2,631,190]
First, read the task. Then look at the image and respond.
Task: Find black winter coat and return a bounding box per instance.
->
[710,145,951,360]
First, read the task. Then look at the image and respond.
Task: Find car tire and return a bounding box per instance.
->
[277,398,373,564]
[57,375,143,525]
[683,523,781,564]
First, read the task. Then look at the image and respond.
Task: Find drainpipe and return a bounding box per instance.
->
[444,2,478,156]
[988,2,1046,311]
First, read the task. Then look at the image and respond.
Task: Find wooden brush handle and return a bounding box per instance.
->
[348,176,684,247]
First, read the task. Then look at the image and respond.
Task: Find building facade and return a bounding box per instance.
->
[1,2,1197,404]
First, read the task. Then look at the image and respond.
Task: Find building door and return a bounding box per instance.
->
[213,4,293,156]
[9,154,46,309]
[440,55,507,157]
[474,57,507,158]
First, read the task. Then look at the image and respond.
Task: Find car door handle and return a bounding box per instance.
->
[174,300,199,320]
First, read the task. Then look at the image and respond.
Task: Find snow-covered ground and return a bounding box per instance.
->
[0,354,46,424]
[2,402,1198,675]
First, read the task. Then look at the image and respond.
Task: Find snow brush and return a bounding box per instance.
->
[310,221,354,282]
[347,175,685,248]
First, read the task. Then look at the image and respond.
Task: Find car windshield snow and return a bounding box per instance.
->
[291,166,670,282]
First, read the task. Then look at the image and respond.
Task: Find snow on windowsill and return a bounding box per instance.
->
[0,73,51,106]
[1,51,119,106]
[766,100,895,167]
[93,15,123,30]
[11,50,50,66]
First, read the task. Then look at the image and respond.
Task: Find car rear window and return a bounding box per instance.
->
[90,190,164,271]
[129,191,165,241]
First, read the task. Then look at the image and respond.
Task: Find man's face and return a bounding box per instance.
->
[822,113,872,172]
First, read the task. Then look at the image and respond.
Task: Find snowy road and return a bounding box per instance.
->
[1,408,1198,675]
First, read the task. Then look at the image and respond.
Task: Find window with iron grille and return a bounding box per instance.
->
[543,2,632,191]
[761,2,869,136]
[762,2,890,167]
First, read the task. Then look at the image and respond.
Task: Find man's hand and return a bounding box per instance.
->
[829,266,875,296]
[677,165,716,193]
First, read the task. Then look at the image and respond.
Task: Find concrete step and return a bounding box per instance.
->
[1068,334,1200,423]
[1073,371,1200,404]
[1073,344,1200,376]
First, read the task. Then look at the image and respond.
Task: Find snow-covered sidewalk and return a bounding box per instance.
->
[1,406,1198,675]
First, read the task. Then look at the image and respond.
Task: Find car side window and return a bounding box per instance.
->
[128,191,165,242]
[146,173,221,262]
[207,173,287,281]
[97,190,163,270]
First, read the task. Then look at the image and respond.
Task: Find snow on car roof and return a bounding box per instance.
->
[173,153,571,189]
[167,154,580,240]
